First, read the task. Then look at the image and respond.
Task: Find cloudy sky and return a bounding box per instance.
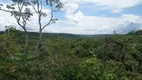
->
[0,0,142,34]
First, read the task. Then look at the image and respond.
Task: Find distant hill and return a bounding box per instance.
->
[127,30,142,36]
[0,31,4,34]
[0,31,114,39]
[77,34,113,38]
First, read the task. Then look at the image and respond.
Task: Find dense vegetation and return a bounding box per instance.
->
[0,27,142,80]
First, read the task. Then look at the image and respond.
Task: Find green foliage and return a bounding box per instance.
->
[0,29,142,80]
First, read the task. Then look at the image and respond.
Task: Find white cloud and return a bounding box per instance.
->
[0,10,17,30]
[0,4,141,34]
[65,10,84,23]
[61,0,142,13]
[112,9,122,13]
[61,0,142,9]
[116,22,140,33]
[84,0,142,8]
[47,13,142,34]
[0,0,142,34]
[64,3,78,15]
[64,3,79,21]
[55,0,142,34]
[121,14,141,22]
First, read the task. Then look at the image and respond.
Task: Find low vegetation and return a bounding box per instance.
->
[0,27,142,80]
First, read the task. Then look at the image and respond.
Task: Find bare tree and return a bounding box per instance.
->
[0,0,33,54]
[105,38,128,70]
[30,0,63,51]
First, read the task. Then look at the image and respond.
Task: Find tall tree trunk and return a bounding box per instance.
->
[23,31,28,54]
[39,30,42,48]
[36,30,42,52]
[36,13,42,52]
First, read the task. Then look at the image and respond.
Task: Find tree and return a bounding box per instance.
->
[0,0,33,54]
[30,0,63,51]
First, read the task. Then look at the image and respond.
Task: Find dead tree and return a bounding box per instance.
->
[105,38,128,70]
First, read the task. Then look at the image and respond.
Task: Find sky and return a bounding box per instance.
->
[0,0,142,34]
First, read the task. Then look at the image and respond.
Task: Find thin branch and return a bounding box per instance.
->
[31,4,38,15]
[18,0,25,12]
[3,31,13,57]
[36,0,43,32]
[0,8,11,12]
[38,13,42,32]
[39,0,42,12]
[22,16,26,27]
[37,0,40,13]
[106,39,128,70]
[4,44,13,57]
[16,0,27,32]
[16,17,26,31]
[41,7,53,31]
